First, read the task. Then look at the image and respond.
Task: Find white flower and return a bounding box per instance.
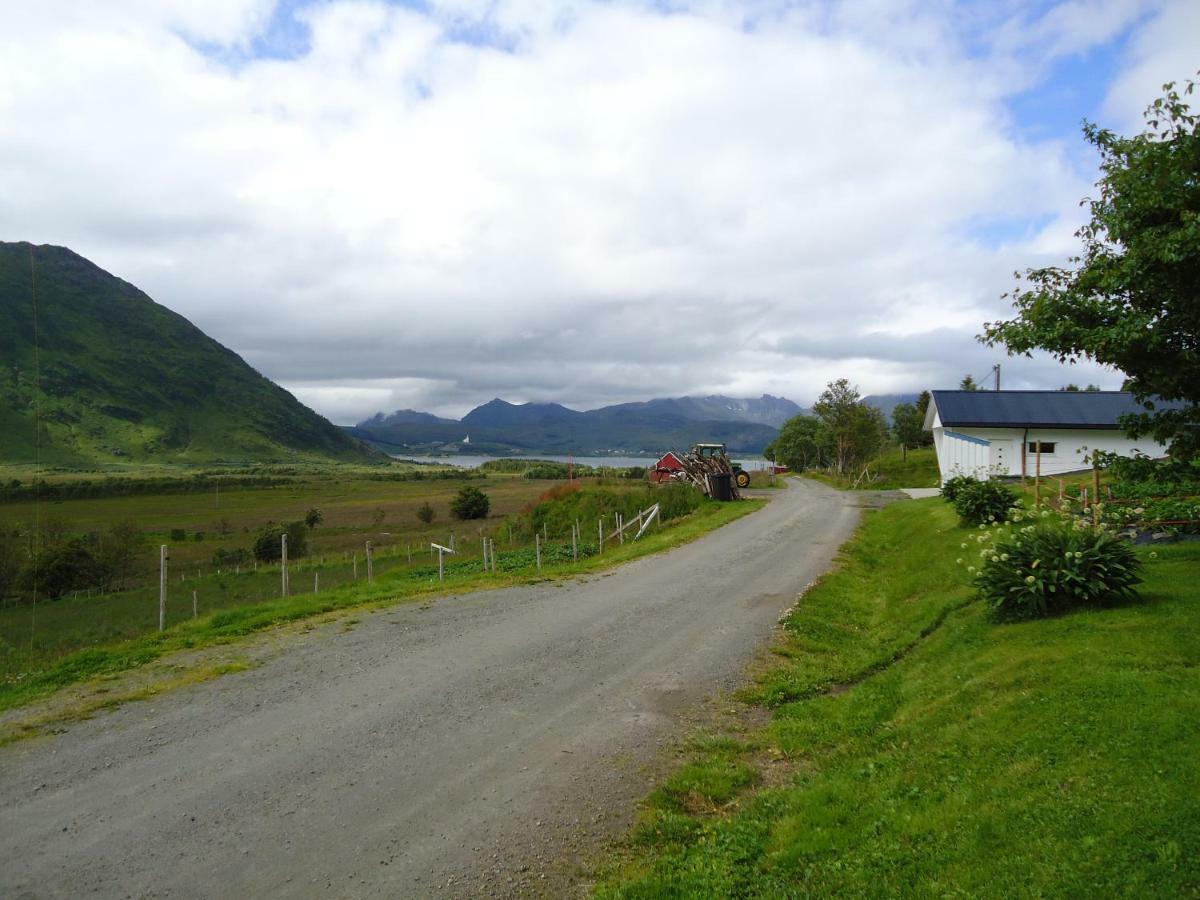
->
[961,543,968,549]
[956,558,964,565]
[1149,551,1158,559]
[968,566,976,573]
[1001,553,1009,561]
[1025,575,1035,584]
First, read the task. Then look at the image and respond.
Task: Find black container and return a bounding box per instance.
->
[707,472,733,501]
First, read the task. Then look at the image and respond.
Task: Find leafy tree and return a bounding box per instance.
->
[450,486,491,520]
[20,539,111,598]
[96,520,147,590]
[891,402,926,460]
[766,414,829,471]
[812,379,887,475]
[0,527,24,599]
[983,77,1200,456]
[416,502,436,524]
[304,507,323,528]
[252,521,308,562]
[915,390,932,420]
[959,375,979,391]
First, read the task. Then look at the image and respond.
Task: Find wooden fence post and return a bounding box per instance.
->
[159,545,168,632]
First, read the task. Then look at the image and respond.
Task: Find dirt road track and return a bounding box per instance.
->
[0,479,859,898]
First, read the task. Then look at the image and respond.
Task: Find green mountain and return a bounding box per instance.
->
[0,242,378,467]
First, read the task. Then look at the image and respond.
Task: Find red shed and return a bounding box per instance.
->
[650,451,685,483]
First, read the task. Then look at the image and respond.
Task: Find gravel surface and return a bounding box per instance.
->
[0,479,858,898]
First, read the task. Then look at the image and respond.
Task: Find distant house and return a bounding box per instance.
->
[650,451,686,483]
[924,390,1171,483]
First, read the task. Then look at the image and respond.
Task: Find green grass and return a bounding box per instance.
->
[596,499,1200,897]
[805,446,939,491]
[0,490,761,713]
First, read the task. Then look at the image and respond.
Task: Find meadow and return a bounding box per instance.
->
[0,467,758,711]
[596,495,1199,896]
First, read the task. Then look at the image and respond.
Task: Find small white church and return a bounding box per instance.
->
[924,390,1171,483]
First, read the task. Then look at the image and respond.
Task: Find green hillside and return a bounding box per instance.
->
[0,242,378,467]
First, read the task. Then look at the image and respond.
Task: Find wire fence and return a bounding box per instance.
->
[0,508,662,681]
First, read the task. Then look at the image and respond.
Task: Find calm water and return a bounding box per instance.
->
[392,453,767,469]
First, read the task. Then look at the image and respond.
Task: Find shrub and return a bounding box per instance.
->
[451,486,491,520]
[522,463,572,479]
[940,475,976,503]
[953,480,1018,525]
[19,539,112,598]
[416,502,435,524]
[169,528,186,542]
[304,508,323,528]
[212,547,250,568]
[252,522,307,562]
[968,512,1142,620]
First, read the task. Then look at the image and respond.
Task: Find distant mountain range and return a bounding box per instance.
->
[349,394,807,456]
[0,242,379,466]
[861,393,921,421]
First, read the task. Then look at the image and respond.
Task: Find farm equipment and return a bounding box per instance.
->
[672,443,747,500]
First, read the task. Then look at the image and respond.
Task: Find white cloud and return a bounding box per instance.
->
[1103,0,1200,130]
[0,0,1175,423]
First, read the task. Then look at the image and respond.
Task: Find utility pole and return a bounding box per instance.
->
[994,363,1001,392]
[366,541,374,583]
[281,533,289,598]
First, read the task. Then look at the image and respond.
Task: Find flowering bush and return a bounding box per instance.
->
[952,480,1019,525]
[940,475,977,503]
[960,508,1142,620]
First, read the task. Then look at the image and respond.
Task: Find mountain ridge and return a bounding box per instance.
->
[351,393,806,455]
[0,242,379,466]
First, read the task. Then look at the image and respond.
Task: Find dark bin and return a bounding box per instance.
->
[707,472,733,502]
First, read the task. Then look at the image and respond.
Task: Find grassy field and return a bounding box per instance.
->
[0,471,761,713]
[596,498,1199,896]
[804,446,940,491]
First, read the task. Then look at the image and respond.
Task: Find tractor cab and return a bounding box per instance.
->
[689,443,751,488]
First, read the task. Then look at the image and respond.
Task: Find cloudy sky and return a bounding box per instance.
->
[3,1,1197,422]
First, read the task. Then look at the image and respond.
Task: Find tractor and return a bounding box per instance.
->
[687,443,752,491]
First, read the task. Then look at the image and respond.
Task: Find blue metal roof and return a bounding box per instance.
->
[930,390,1163,429]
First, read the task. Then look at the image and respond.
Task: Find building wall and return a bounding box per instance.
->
[930,411,1169,482]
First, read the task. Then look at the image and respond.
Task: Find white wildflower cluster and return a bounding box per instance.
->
[777,581,818,623]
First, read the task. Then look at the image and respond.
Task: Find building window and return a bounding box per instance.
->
[1027,442,1056,454]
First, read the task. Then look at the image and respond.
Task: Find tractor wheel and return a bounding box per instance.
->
[735,470,751,488]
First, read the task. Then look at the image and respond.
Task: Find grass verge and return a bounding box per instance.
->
[0,497,761,715]
[803,447,939,491]
[596,498,1199,897]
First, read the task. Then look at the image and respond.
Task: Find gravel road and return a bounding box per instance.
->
[0,479,858,898]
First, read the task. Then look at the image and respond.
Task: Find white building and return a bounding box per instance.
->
[924,390,1171,483]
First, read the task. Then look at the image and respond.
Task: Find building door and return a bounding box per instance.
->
[990,440,1014,476]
